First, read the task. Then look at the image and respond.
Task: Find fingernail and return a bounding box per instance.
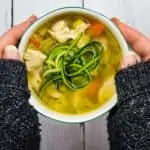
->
[143,56,150,62]
[5,45,18,52]
[111,17,121,25]
[28,15,37,24]
[128,51,141,62]
[3,45,21,60]
[112,17,120,22]
[121,53,138,69]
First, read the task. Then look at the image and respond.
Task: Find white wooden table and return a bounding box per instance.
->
[1,1,150,150]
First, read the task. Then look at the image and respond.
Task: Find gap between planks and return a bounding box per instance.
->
[11,0,14,27]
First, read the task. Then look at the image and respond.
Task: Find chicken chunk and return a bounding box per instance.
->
[49,20,73,43]
[24,49,46,72]
[24,49,46,91]
[49,20,89,43]
[28,69,42,91]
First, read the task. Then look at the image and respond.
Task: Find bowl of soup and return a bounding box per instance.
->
[19,7,129,123]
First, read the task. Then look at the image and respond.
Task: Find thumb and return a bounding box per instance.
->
[3,45,21,60]
[112,18,150,61]
[120,52,139,69]
[0,15,37,57]
[0,15,37,42]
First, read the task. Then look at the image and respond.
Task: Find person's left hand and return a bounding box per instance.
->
[0,15,37,60]
[112,18,150,69]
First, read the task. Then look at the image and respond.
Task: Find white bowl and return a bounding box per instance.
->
[19,7,129,123]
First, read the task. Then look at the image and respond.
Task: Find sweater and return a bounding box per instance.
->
[108,62,150,150]
[0,60,40,150]
[0,59,150,150]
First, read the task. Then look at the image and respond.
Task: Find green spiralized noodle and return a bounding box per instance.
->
[40,38,54,54]
[39,35,104,96]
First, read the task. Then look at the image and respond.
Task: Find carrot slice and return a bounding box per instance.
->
[30,38,41,48]
[84,77,102,103]
[90,23,105,37]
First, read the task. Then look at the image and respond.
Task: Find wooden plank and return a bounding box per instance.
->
[39,115,84,150]
[85,114,109,150]
[84,0,150,150]
[13,1,83,150]
[13,0,82,24]
[84,0,150,36]
[120,0,150,37]
[84,0,128,20]
[84,1,123,149]
[0,0,11,35]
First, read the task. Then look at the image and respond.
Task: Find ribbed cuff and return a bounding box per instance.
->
[115,62,150,104]
[0,59,29,91]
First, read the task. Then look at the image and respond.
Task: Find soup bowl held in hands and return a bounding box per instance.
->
[19,7,129,123]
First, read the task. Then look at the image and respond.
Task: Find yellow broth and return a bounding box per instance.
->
[24,14,122,114]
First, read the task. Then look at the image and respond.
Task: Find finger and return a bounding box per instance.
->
[112,18,150,60]
[120,52,138,69]
[3,45,21,60]
[0,15,37,57]
[1,15,37,41]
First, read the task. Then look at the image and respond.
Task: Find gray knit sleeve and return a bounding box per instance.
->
[107,62,150,150]
[0,60,40,150]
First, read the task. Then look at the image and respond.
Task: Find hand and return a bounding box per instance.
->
[0,15,37,60]
[112,18,150,69]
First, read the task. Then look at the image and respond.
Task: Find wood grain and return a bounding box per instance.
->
[0,0,11,35]
[85,114,109,150]
[13,1,83,150]
[84,0,150,36]
[121,0,150,37]
[39,115,84,150]
[13,0,82,24]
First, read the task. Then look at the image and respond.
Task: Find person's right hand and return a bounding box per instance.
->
[112,18,150,69]
[0,15,37,60]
